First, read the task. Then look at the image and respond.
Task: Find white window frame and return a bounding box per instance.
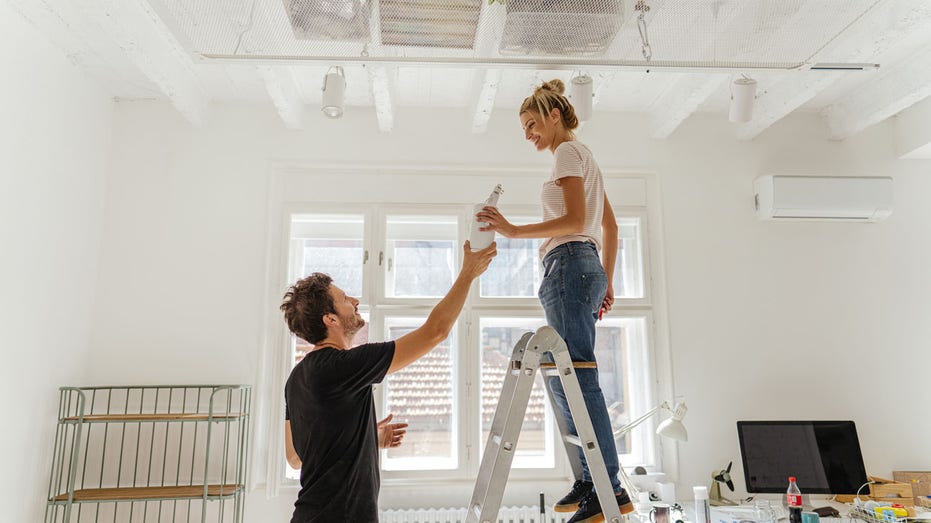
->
[376,205,464,306]
[261,167,673,498]
[468,311,564,481]
[375,309,466,481]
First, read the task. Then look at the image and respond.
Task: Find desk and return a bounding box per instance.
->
[708,500,853,523]
[631,499,871,523]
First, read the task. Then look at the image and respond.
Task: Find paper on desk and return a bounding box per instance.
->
[710,505,788,523]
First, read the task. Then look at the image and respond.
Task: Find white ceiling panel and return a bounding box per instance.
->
[11,0,931,142]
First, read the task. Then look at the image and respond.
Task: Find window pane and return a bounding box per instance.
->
[385,215,457,298]
[613,217,644,299]
[292,214,365,297]
[382,317,457,470]
[302,240,363,297]
[479,317,554,468]
[480,217,544,298]
[595,316,649,464]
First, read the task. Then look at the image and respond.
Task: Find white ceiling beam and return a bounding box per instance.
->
[734,70,843,141]
[649,74,727,139]
[6,0,160,97]
[368,65,395,133]
[241,2,307,130]
[893,93,931,159]
[469,1,506,134]
[641,1,740,138]
[470,69,501,134]
[7,0,111,70]
[589,71,616,110]
[825,41,931,140]
[75,0,210,125]
[365,1,394,133]
[256,66,306,130]
[736,0,931,141]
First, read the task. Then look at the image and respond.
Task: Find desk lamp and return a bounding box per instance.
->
[613,401,688,497]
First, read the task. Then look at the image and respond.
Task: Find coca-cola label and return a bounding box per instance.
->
[787,494,802,506]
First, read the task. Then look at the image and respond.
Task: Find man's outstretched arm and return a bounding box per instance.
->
[389,241,496,373]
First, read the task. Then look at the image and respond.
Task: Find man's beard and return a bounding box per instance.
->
[344,314,365,339]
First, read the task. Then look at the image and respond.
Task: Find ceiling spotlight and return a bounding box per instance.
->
[729,76,757,123]
[569,74,594,122]
[321,66,346,119]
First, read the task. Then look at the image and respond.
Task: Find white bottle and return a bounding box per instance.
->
[694,486,711,523]
[469,184,503,251]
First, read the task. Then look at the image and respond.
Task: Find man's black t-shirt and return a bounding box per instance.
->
[285,341,395,523]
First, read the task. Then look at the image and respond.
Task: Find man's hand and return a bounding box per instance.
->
[461,240,497,280]
[377,414,408,449]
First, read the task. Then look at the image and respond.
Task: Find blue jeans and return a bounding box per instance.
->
[539,241,621,493]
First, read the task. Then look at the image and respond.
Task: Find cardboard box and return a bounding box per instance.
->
[834,476,914,505]
[870,476,915,505]
[893,471,931,498]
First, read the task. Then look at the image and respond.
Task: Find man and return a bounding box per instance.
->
[280,241,496,523]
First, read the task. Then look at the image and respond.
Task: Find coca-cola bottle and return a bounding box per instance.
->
[787,476,802,523]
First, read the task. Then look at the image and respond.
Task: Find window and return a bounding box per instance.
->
[479,316,553,468]
[280,200,658,483]
[614,217,645,300]
[382,316,457,471]
[384,215,457,299]
[479,216,544,299]
[290,213,366,297]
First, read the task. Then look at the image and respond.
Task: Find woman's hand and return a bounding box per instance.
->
[600,285,614,319]
[377,413,408,449]
[476,206,518,238]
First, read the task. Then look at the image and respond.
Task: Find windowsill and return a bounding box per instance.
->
[379,476,576,511]
[282,466,665,488]
[380,473,570,488]
[280,469,669,511]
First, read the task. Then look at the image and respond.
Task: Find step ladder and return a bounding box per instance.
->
[467,326,624,523]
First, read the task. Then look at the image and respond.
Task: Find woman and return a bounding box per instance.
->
[476,79,629,523]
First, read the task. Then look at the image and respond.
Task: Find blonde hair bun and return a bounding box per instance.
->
[538,79,566,95]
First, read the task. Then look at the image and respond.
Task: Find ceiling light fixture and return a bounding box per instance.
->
[729,76,757,123]
[569,73,594,122]
[321,66,346,119]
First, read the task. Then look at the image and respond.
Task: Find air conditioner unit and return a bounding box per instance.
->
[753,175,893,222]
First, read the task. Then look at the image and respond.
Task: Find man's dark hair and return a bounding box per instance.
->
[280,273,334,344]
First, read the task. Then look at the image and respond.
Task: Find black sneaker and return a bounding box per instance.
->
[567,489,635,523]
[553,480,594,513]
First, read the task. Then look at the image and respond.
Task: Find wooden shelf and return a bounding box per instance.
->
[52,484,242,502]
[63,413,243,422]
[49,386,250,522]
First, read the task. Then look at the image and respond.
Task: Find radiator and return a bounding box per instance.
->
[380,506,571,523]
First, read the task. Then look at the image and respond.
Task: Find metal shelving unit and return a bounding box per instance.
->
[45,385,251,522]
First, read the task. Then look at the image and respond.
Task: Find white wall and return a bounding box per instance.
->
[657,116,931,496]
[0,2,113,520]
[85,100,931,519]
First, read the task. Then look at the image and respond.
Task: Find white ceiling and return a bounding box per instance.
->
[8,0,931,149]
